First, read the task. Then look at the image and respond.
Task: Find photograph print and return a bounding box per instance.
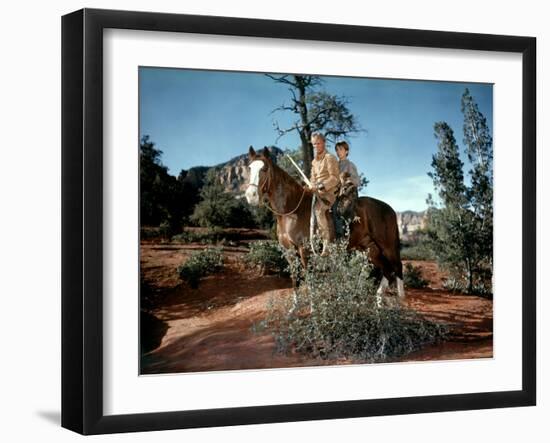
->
[139,67,493,375]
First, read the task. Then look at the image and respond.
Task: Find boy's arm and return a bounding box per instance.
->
[353,163,361,187]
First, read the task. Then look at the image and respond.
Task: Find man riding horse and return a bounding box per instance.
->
[309,135,362,253]
[245,145,405,298]
[308,133,340,256]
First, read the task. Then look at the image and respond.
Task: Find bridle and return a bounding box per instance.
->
[248,160,307,217]
[247,164,270,193]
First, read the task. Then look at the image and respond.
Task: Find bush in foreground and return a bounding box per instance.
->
[258,238,447,362]
[178,247,224,289]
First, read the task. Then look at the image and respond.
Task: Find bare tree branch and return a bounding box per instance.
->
[265,74,296,87]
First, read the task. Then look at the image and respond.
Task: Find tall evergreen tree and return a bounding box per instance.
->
[427,90,493,295]
[429,122,467,208]
[427,123,477,293]
[461,88,493,267]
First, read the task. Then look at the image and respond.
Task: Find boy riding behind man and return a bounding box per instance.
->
[334,141,361,237]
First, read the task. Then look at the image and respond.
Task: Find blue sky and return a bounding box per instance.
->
[139,67,492,212]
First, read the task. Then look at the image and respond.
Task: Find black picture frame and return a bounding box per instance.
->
[62,8,536,435]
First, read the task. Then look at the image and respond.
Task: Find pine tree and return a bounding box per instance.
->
[426,90,493,296]
[427,123,477,293]
[461,88,493,269]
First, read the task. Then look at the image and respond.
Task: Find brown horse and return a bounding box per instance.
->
[245,147,404,297]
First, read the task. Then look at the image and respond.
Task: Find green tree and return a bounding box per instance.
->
[249,204,275,230]
[191,168,255,228]
[427,89,493,296]
[357,173,370,193]
[461,88,493,267]
[267,74,362,176]
[427,123,480,294]
[276,147,305,182]
[140,135,184,232]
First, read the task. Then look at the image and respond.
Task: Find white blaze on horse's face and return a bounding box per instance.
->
[245,159,264,206]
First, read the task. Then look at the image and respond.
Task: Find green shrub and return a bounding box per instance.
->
[159,220,172,240]
[403,263,429,289]
[443,273,492,298]
[177,247,224,289]
[245,241,288,276]
[400,244,434,261]
[190,169,256,229]
[250,205,275,230]
[400,232,434,261]
[259,238,447,361]
[141,226,162,240]
[172,227,225,244]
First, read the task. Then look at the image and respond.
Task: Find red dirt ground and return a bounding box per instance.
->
[140,241,493,374]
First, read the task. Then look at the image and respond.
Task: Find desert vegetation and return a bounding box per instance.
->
[258,238,447,362]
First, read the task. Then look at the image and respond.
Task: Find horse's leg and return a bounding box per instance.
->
[281,245,298,313]
[382,243,405,298]
[397,281,405,297]
[376,277,389,305]
[358,236,391,306]
[388,222,405,298]
[394,260,405,298]
[380,254,405,297]
[283,241,308,287]
[297,243,308,269]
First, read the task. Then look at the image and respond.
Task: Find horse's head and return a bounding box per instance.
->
[245,146,273,206]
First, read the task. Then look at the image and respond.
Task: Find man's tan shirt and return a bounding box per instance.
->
[310,151,340,205]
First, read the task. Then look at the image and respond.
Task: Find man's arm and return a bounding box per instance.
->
[323,155,340,191]
[309,163,317,189]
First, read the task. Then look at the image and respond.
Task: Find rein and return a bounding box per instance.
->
[249,165,307,217]
[248,159,319,255]
[262,188,307,217]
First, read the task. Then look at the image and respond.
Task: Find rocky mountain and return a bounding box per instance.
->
[177,146,285,194]
[396,210,427,239]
